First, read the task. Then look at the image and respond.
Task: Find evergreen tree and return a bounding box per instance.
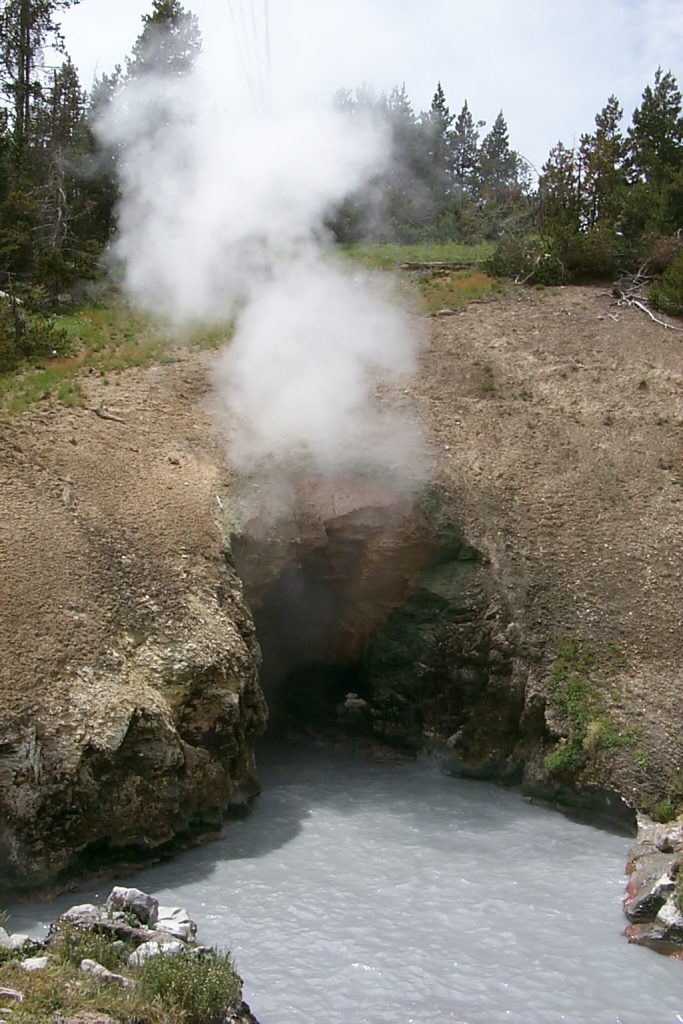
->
[538,141,580,262]
[423,81,454,201]
[479,112,520,199]
[627,68,683,188]
[127,0,202,80]
[624,68,683,234]
[0,0,76,172]
[451,100,482,195]
[381,84,432,237]
[578,95,626,229]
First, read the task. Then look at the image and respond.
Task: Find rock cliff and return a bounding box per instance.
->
[0,355,267,892]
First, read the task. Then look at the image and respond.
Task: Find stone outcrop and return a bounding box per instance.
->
[624,815,683,957]
[0,362,268,894]
[0,886,260,1023]
[0,582,266,892]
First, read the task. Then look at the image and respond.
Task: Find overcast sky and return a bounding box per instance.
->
[59,0,683,171]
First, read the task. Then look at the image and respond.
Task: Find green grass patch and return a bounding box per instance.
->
[643,772,683,823]
[1,938,242,1024]
[136,948,241,1024]
[0,301,234,415]
[544,637,634,778]
[341,241,494,271]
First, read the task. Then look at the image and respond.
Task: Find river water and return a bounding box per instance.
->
[8,742,683,1024]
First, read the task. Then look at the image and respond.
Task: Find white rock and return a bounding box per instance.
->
[127,939,184,967]
[0,989,23,1003]
[80,958,132,988]
[61,903,100,920]
[8,936,33,952]
[155,907,197,942]
[106,887,158,928]
[155,919,195,941]
[19,957,48,972]
[655,895,683,930]
[0,929,10,950]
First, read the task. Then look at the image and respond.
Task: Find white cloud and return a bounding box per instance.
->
[61,0,682,169]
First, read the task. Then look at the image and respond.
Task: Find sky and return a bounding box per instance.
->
[59,0,683,172]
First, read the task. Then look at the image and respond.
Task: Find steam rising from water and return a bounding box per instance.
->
[97,48,425,482]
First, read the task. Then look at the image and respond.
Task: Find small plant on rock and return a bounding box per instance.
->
[52,921,130,972]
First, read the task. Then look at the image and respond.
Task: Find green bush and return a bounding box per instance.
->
[0,302,72,373]
[135,948,241,1024]
[484,236,565,285]
[650,249,683,317]
[651,797,678,823]
[563,229,621,280]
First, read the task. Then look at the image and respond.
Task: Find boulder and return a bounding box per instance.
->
[127,939,185,966]
[19,956,48,971]
[155,906,197,942]
[105,887,159,928]
[624,815,683,956]
[624,869,676,922]
[0,989,23,1004]
[655,895,683,939]
[79,959,132,988]
[61,903,100,921]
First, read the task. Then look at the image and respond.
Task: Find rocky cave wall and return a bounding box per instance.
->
[230,479,532,783]
[0,553,267,894]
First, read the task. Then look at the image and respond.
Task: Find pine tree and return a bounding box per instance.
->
[451,100,482,196]
[424,81,454,200]
[479,112,520,199]
[627,68,683,188]
[381,84,432,236]
[127,0,202,80]
[538,141,580,262]
[578,95,626,229]
[0,0,76,173]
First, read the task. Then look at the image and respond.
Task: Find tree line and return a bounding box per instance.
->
[330,71,683,283]
[1,0,682,369]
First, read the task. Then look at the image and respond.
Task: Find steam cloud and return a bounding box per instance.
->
[97,33,425,484]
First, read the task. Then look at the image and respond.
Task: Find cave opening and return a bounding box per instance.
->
[229,476,526,773]
[231,479,434,738]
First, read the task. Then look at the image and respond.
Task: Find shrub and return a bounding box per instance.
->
[485,236,565,285]
[563,228,621,280]
[650,249,683,317]
[0,301,72,373]
[651,797,678,823]
[135,948,241,1024]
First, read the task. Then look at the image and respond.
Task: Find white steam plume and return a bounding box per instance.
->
[96,31,425,483]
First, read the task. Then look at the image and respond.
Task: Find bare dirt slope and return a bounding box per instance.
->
[1,357,231,703]
[410,283,682,803]
[0,283,681,839]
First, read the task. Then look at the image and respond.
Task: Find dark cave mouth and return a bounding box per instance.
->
[228,477,526,760]
[239,490,432,739]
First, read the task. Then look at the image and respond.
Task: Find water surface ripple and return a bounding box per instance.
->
[9,742,683,1024]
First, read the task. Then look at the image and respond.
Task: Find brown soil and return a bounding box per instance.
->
[411,283,682,803]
[0,357,233,720]
[0,283,681,810]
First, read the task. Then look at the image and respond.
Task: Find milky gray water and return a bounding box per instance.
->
[8,742,682,1024]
